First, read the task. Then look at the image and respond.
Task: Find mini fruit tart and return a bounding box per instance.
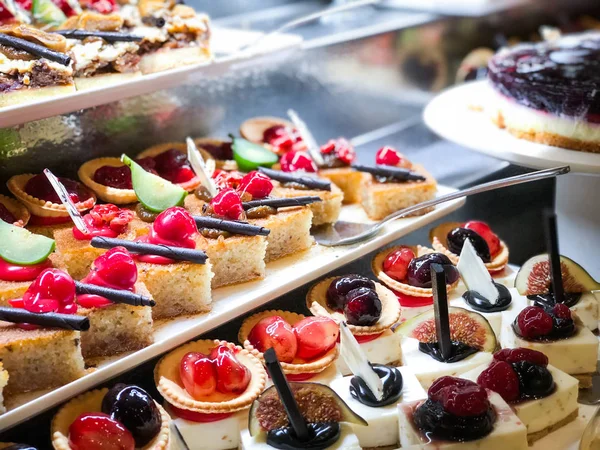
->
[239,116,305,155]
[0,194,29,227]
[239,310,340,379]
[194,137,238,170]
[7,173,96,233]
[78,157,138,205]
[52,384,170,450]
[136,142,201,192]
[430,220,509,273]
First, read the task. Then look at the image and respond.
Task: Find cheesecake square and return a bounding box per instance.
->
[330,367,426,448]
[398,391,529,449]
[77,282,154,362]
[240,423,361,450]
[360,164,437,221]
[567,292,599,331]
[335,329,402,376]
[320,168,365,204]
[271,183,343,226]
[0,323,85,396]
[401,337,493,389]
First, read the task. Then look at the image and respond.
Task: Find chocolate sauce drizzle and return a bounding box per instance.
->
[528,292,582,309]
[349,364,403,407]
[462,283,512,313]
[267,422,340,450]
[419,341,479,363]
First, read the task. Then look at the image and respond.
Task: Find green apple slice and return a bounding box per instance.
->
[122,154,187,213]
[32,0,67,27]
[0,220,55,265]
[232,136,279,172]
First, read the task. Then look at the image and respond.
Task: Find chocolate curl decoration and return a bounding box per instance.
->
[0,34,70,65]
[431,263,452,361]
[90,237,208,264]
[55,30,144,42]
[0,307,89,331]
[351,164,426,182]
[75,282,155,307]
[258,167,331,191]
[193,216,270,236]
[242,196,321,210]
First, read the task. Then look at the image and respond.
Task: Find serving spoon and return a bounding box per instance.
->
[313,165,570,246]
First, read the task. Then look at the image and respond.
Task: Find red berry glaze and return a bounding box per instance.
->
[477,361,521,402]
[0,258,53,283]
[494,348,548,367]
[150,207,197,248]
[263,125,304,154]
[293,316,339,361]
[153,149,195,184]
[24,173,90,204]
[247,316,298,363]
[93,166,133,190]
[375,146,402,166]
[464,221,501,257]
[552,303,572,319]
[18,269,76,314]
[209,345,251,394]
[280,151,317,173]
[211,189,244,220]
[382,247,415,282]
[238,171,273,199]
[69,412,135,450]
[0,203,16,224]
[320,138,356,165]
[428,376,490,417]
[516,306,554,339]
[73,204,134,240]
[180,352,218,400]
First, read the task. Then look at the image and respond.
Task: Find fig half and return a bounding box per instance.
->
[515,254,600,295]
[248,382,367,437]
[395,306,497,353]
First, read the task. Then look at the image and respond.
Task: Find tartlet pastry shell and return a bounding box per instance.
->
[137,142,201,192]
[7,174,96,218]
[430,221,509,272]
[307,279,400,334]
[239,310,338,374]
[239,116,295,146]
[194,137,238,170]
[0,194,30,227]
[155,339,266,413]
[372,245,459,297]
[78,157,137,204]
[51,388,170,450]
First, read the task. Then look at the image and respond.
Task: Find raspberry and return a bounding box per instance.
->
[280,151,317,173]
[238,171,273,199]
[552,303,572,319]
[429,376,489,417]
[319,138,356,165]
[493,348,548,367]
[516,306,554,339]
[375,146,403,166]
[477,361,521,402]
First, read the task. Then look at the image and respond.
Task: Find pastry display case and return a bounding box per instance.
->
[0,0,598,449]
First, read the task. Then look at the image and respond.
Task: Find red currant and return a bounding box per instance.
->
[150,207,197,249]
[238,171,273,199]
[211,188,244,220]
[464,221,501,256]
[375,146,402,166]
[477,361,520,402]
[382,247,415,282]
[552,303,572,319]
[516,306,554,339]
[280,151,317,173]
[68,413,134,450]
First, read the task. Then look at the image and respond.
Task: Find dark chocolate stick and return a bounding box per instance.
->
[90,237,207,264]
[0,307,89,331]
[258,167,331,191]
[0,33,71,66]
[242,196,321,210]
[264,348,310,442]
[193,216,270,236]
[75,282,155,307]
[431,263,452,361]
[55,30,144,42]
[351,164,426,182]
[544,210,565,304]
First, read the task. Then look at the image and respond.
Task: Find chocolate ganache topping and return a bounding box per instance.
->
[267,423,340,450]
[419,341,479,363]
[349,364,403,407]
[463,282,512,313]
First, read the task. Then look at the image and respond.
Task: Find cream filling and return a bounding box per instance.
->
[488,85,600,143]
[0,53,72,76]
[335,329,402,376]
[240,423,361,450]
[168,408,245,450]
[69,40,139,72]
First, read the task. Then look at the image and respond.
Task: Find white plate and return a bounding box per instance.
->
[379,0,530,16]
[423,81,600,175]
[0,185,464,431]
[0,27,302,129]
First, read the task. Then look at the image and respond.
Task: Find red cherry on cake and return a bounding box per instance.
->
[238,171,273,199]
[93,165,133,190]
[247,316,298,363]
[0,203,16,224]
[150,207,197,248]
[211,188,244,220]
[428,376,490,417]
[280,151,317,173]
[477,360,521,402]
[209,345,251,394]
[68,412,135,450]
[516,306,554,339]
[464,221,500,257]
[180,352,217,400]
[494,348,548,367]
[382,247,415,282]
[84,247,137,291]
[375,146,402,166]
[293,316,339,361]
[21,269,76,314]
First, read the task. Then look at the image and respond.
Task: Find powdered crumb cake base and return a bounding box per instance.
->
[319,168,364,204]
[52,388,170,450]
[272,183,343,226]
[527,408,579,445]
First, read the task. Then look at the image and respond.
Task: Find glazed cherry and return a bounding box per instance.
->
[93,165,133,190]
[447,228,491,263]
[238,171,274,199]
[280,151,317,173]
[263,125,303,153]
[344,287,382,326]
[153,149,195,184]
[326,275,375,310]
[382,247,415,282]
[406,253,459,288]
[477,360,521,402]
[493,348,548,367]
[73,204,134,240]
[21,269,76,314]
[464,221,501,257]
[209,345,251,394]
[515,306,554,339]
[375,146,402,166]
[211,188,244,220]
[180,352,218,400]
[320,138,356,165]
[429,376,490,417]
[84,247,137,290]
[213,170,244,190]
[68,412,135,450]
[101,384,161,447]
[24,173,86,204]
[0,203,16,224]
[150,207,197,248]
[247,316,298,363]
[293,316,339,361]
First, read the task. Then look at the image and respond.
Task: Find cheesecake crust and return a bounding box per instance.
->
[526,408,579,445]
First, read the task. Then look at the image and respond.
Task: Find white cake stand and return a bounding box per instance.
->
[423,81,600,278]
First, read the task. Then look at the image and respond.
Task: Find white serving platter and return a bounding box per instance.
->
[0,27,302,129]
[0,185,464,431]
[423,80,600,175]
[378,0,530,16]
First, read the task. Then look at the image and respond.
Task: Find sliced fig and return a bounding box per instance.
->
[395,306,497,353]
[515,254,600,295]
[248,382,367,437]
